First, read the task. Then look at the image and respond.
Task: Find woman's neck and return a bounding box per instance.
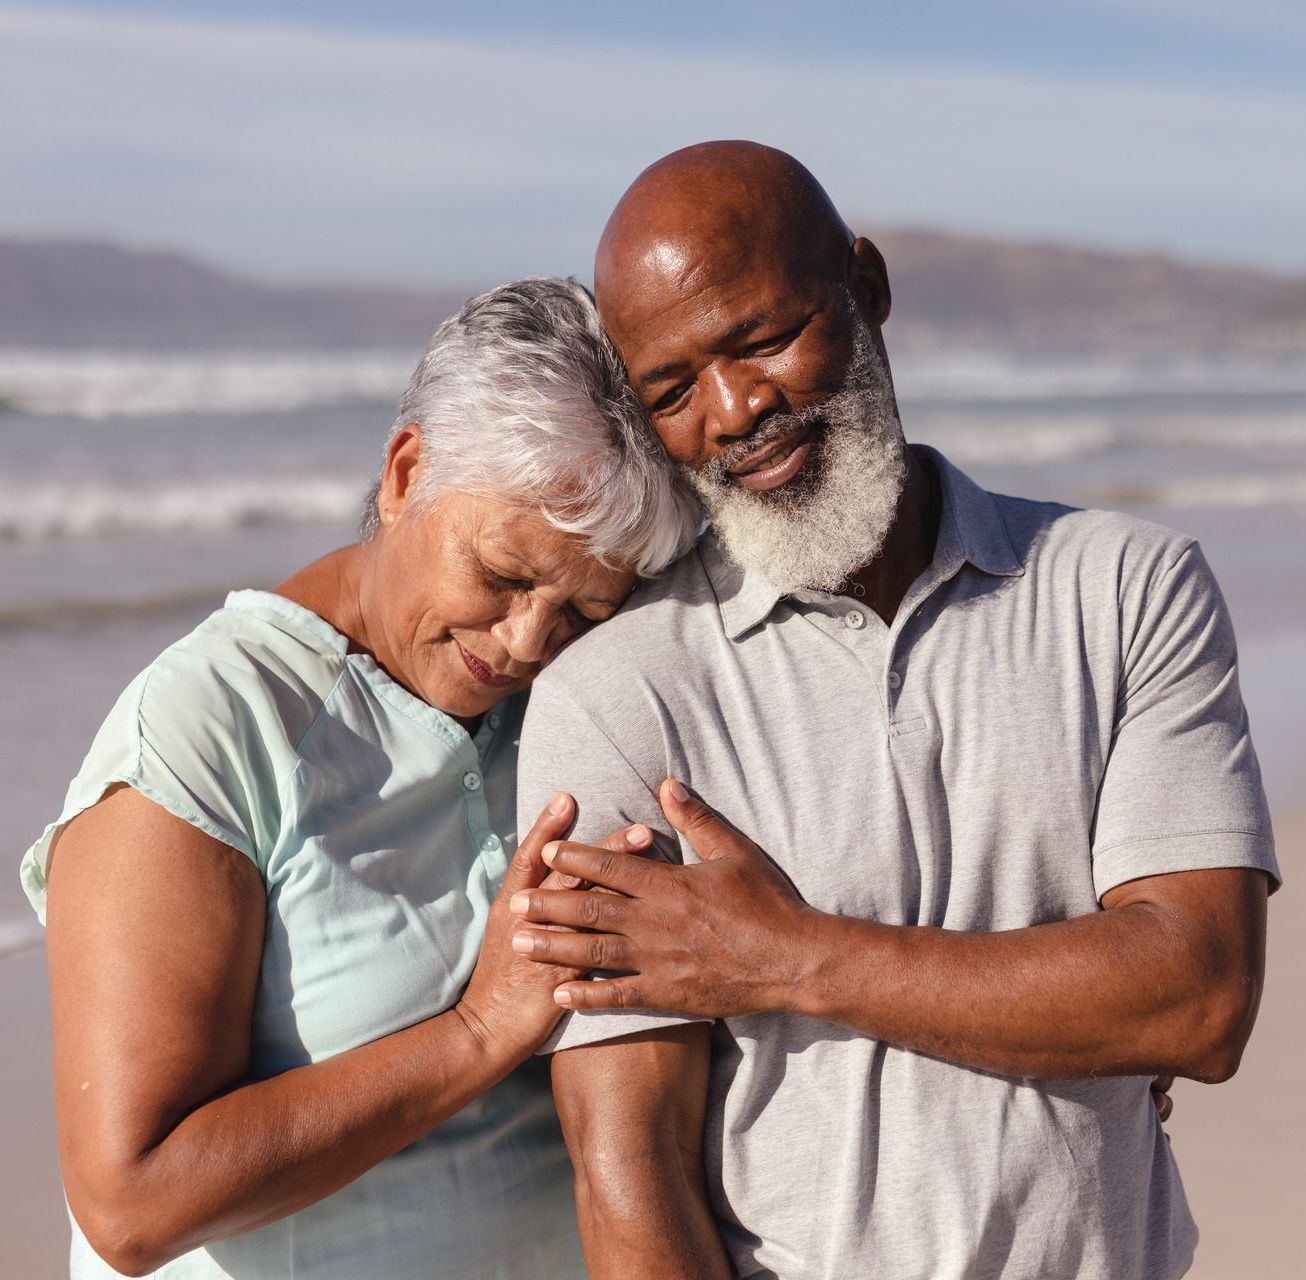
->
[272,543,373,656]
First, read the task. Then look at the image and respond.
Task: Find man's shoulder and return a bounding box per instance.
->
[992,488,1197,581]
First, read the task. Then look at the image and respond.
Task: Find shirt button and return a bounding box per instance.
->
[488,712,501,730]
[462,771,482,791]
[844,609,866,630]
[480,834,501,853]
[887,670,902,689]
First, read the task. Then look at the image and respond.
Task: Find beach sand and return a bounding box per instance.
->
[1,813,1300,1279]
[0,943,68,1279]
[1176,805,1304,1280]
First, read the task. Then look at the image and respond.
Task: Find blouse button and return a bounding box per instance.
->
[462,771,482,792]
[480,834,502,853]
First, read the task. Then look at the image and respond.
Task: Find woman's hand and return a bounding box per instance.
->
[454,793,583,1064]
[455,794,656,1066]
[508,781,811,1018]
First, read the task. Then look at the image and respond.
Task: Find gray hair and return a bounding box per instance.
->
[362,277,700,577]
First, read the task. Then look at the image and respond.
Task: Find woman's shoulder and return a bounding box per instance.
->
[144,590,349,747]
[20,592,345,918]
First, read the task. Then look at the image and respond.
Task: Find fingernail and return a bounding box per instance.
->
[548,792,570,816]
[666,779,688,801]
[554,988,574,1007]
[509,893,530,914]
[511,933,534,954]
[627,824,651,846]
[542,842,559,865]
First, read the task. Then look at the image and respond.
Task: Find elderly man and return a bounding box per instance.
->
[511,142,1278,1280]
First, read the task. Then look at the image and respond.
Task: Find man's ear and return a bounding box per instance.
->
[849,237,892,328]
[377,425,423,528]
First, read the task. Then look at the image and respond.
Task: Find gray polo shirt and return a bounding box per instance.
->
[517,446,1278,1280]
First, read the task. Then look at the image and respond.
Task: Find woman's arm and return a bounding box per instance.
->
[551,1025,730,1280]
[47,784,579,1277]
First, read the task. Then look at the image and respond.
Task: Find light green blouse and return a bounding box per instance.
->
[20,590,582,1279]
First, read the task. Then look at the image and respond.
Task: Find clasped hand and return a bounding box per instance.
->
[508,779,815,1017]
[507,782,1177,1121]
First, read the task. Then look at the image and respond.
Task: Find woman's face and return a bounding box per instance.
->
[364,431,635,721]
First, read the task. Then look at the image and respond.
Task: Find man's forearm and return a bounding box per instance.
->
[518,788,1270,1083]
[552,1027,731,1280]
[787,869,1267,1081]
[569,1124,729,1280]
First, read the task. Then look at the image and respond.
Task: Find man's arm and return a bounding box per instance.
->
[512,780,1270,1083]
[551,1024,730,1280]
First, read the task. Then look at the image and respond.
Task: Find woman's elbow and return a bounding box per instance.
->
[68,1163,182,1276]
[76,1209,170,1277]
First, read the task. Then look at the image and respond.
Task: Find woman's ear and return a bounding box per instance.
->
[849,237,892,328]
[377,425,423,527]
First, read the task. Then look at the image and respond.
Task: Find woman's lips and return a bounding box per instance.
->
[729,427,816,492]
[458,643,516,688]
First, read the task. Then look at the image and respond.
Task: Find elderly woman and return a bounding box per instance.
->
[18,278,700,1278]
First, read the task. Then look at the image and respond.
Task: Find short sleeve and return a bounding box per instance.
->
[1090,542,1279,898]
[19,645,283,924]
[517,668,706,1053]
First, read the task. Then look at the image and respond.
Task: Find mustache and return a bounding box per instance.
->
[698,405,827,484]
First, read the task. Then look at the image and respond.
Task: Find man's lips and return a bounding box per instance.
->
[727,425,816,492]
[457,643,517,688]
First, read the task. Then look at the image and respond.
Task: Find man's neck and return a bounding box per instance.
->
[839,447,942,625]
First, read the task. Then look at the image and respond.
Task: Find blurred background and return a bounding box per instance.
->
[1,2,1302,1276]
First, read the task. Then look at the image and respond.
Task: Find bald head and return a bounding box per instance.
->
[595,141,855,329]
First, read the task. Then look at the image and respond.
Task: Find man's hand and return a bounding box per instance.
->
[510,779,812,1015]
[512,781,1268,1084]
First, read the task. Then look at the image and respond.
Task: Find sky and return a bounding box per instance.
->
[2,1,1303,286]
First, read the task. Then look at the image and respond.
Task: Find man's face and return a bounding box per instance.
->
[610,244,857,480]
[605,247,908,592]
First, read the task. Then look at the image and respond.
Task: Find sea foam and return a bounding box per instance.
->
[0,476,364,542]
[0,349,413,419]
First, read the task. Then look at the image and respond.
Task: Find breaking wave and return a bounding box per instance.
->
[1093,471,1306,510]
[895,353,1306,402]
[0,349,413,419]
[922,414,1306,468]
[0,475,365,543]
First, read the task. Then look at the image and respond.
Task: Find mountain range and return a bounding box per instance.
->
[1,233,1302,357]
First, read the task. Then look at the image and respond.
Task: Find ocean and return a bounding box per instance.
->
[2,346,1304,954]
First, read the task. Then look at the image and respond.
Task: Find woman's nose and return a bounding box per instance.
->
[493,601,560,668]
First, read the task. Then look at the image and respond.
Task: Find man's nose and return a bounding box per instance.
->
[700,363,781,446]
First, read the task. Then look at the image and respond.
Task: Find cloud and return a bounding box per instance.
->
[2,3,1303,282]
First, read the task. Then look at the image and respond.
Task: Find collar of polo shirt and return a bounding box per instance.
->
[705,445,1025,641]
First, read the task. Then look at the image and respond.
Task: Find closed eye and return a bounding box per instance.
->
[484,569,531,593]
[649,381,692,415]
[742,319,808,358]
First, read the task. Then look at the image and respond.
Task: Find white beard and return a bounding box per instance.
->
[684,315,908,595]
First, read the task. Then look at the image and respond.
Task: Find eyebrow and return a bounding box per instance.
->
[497,547,541,577]
[494,546,625,613]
